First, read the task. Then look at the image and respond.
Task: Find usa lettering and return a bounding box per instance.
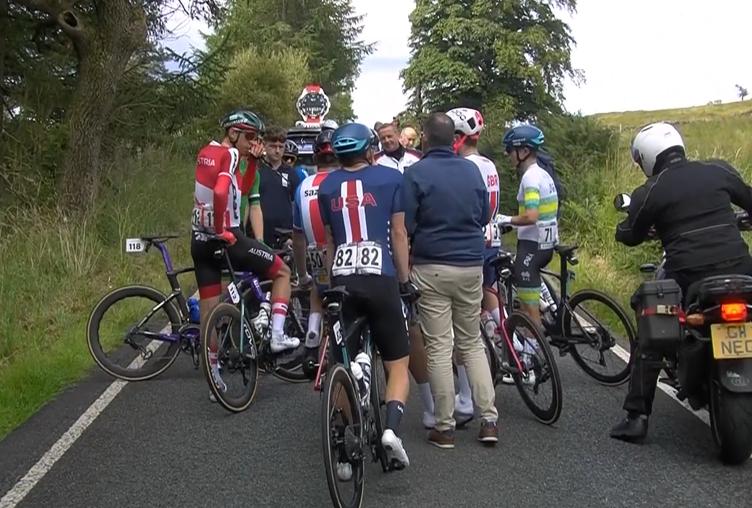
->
[331,193,378,211]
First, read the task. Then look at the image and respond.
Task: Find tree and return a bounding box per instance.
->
[401,0,579,120]
[736,84,748,101]
[8,0,220,212]
[205,0,372,120]
[217,47,311,128]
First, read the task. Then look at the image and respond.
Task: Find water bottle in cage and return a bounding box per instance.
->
[350,352,372,402]
[252,292,271,335]
[540,283,557,313]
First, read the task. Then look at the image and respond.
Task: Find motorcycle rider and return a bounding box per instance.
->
[611,122,752,442]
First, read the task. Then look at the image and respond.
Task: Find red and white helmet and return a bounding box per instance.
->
[447,108,485,137]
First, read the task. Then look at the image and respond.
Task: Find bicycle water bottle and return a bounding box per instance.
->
[540,283,557,313]
[187,297,200,324]
[350,352,371,401]
[481,313,496,339]
[253,300,271,334]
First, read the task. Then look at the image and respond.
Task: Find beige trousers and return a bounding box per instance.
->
[412,264,498,431]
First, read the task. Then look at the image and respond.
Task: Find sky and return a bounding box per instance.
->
[168,0,752,127]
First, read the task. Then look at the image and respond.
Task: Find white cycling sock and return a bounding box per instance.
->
[418,382,434,414]
[490,307,501,326]
[456,365,473,403]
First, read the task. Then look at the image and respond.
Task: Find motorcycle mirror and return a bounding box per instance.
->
[613,193,631,211]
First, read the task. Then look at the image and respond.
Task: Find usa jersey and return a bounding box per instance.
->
[293,172,329,247]
[466,153,500,247]
[318,165,403,277]
[192,141,242,233]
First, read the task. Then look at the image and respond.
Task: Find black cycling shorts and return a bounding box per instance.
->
[330,274,409,362]
[514,240,553,305]
[191,228,283,299]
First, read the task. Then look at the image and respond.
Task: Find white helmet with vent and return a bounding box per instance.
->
[631,122,685,177]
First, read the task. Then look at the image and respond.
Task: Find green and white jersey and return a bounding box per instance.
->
[516,162,559,249]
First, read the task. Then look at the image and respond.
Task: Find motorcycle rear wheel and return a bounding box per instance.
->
[709,379,752,465]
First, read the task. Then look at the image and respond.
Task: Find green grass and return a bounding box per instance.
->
[0,147,195,439]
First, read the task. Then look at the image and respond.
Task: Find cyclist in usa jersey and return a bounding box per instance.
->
[318,123,412,471]
[192,110,301,398]
[447,107,503,410]
[292,129,339,362]
[497,125,559,328]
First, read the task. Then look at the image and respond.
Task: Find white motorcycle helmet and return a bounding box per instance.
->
[631,122,685,177]
[446,107,484,136]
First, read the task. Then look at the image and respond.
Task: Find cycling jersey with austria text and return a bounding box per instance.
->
[466,153,501,247]
[192,141,242,236]
[293,171,331,286]
[517,163,559,249]
[318,164,403,278]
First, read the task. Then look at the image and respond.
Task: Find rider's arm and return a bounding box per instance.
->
[719,160,752,213]
[615,183,653,246]
[249,204,264,240]
[391,212,410,284]
[510,184,540,226]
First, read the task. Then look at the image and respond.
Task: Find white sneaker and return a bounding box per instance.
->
[270,333,301,353]
[336,462,352,481]
[454,394,474,416]
[422,411,436,429]
[501,373,515,385]
[381,429,409,469]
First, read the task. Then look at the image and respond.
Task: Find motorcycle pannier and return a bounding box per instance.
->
[631,279,683,350]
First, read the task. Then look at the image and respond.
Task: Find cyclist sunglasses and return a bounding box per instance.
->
[283,155,297,164]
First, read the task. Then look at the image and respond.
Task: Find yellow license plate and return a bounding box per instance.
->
[711,323,752,359]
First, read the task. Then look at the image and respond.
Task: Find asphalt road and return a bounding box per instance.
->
[1,351,750,508]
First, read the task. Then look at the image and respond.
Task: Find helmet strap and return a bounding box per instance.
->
[452,134,467,154]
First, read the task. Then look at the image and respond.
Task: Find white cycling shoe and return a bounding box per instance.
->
[336,462,353,481]
[381,429,409,470]
[270,333,301,353]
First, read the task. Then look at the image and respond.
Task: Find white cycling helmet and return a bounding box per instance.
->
[447,107,484,137]
[631,122,685,177]
[321,119,339,131]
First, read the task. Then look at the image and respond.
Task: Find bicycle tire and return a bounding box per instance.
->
[505,312,563,425]
[201,302,259,413]
[322,363,365,508]
[369,353,389,472]
[563,289,636,386]
[87,285,182,381]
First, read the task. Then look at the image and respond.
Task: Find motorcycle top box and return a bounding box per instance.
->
[631,279,683,351]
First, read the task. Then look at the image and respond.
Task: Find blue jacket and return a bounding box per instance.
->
[402,146,489,266]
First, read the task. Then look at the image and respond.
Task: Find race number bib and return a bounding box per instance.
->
[306,246,329,286]
[192,203,215,233]
[538,218,559,250]
[484,223,502,247]
[332,241,382,277]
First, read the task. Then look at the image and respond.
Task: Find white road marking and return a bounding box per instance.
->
[612,344,710,426]
[0,339,162,508]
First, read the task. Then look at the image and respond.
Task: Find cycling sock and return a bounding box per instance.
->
[456,365,473,403]
[490,307,501,326]
[385,400,405,433]
[418,382,434,414]
[306,312,322,346]
[208,351,218,368]
[271,299,289,336]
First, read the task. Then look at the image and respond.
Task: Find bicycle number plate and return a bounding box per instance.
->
[125,238,145,253]
[333,321,343,345]
[711,323,752,359]
[227,282,241,304]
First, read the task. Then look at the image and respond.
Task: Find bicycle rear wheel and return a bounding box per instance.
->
[201,303,259,413]
[87,285,182,381]
[563,289,636,386]
[322,364,365,508]
[505,312,563,425]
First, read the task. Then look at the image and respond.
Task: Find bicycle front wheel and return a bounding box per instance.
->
[201,303,259,413]
[505,312,563,425]
[322,363,365,508]
[87,285,183,381]
[563,289,636,386]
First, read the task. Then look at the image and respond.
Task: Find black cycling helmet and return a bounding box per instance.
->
[284,140,299,157]
[315,129,335,155]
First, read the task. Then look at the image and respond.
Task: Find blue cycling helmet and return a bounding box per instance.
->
[332,123,375,156]
[502,124,545,152]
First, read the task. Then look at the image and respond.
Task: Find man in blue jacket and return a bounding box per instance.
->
[402,112,499,449]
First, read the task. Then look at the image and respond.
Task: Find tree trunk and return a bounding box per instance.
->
[56,1,146,213]
[0,0,8,134]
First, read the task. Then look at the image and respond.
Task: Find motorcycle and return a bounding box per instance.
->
[614,193,752,465]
